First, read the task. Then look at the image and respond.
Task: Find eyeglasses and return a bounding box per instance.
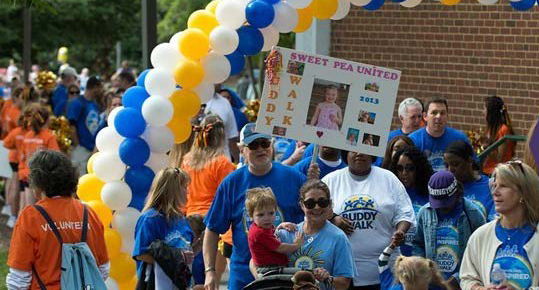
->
[69,90,80,95]
[302,198,330,209]
[247,139,271,150]
[396,164,416,173]
[506,160,526,176]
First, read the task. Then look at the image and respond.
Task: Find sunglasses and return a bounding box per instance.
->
[69,90,80,95]
[506,160,526,176]
[302,198,330,210]
[247,139,271,150]
[396,164,416,173]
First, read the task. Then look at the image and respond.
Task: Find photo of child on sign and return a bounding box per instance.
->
[306,79,349,131]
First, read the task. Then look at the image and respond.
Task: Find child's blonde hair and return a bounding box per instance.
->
[143,167,190,222]
[394,256,448,290]
[245,187,277,218]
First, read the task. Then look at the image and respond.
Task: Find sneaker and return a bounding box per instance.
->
[6,215,16,228]
[1,204,11,216]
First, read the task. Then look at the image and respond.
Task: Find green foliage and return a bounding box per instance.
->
[0,250,7,290]
[157,0,208,43]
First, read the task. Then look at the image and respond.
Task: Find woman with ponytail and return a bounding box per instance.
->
[482,96,515,175]
[181,113,236,287]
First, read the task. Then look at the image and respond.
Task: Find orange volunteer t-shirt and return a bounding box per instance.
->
[1,99,13,139]
[3,126,26,163]
[18,129,60,181]
[182,154,236,216]
[8,197,109,290]
[483,124,515,175]
[5,105,20,133]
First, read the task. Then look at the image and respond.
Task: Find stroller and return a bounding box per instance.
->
[243,268,331,290]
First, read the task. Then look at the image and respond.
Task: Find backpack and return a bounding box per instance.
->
[32,204,107,290]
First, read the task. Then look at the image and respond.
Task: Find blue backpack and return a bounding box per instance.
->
[32,204,107,290]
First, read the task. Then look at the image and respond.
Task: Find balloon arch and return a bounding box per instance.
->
[80,0,532,288]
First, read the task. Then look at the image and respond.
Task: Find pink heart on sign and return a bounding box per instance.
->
[316,131,324,138]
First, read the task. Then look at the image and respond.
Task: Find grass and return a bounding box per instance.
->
[0,250,7,290]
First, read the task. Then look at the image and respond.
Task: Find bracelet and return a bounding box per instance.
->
[329,213,339,222]
[205,267,216,273]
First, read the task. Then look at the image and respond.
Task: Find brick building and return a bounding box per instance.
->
[329,0,539,155]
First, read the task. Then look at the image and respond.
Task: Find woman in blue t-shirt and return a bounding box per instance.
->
[460,161,539,290]
[444,140,496,221]
[389,146,433,256]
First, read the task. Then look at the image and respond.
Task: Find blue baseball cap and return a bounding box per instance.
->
[239,123,271,145]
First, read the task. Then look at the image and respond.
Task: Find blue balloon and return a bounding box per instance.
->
[128,192,147,211]
[137,69,150,87]
[119,137,151,167]
[236,26,264,56]
[125,165,155,194]
[511,0,534,10]
[122,86,149,111]
[114,107,146,138]
[261,0,280,3]
[363,0,385,10]
[246,1,275,28]
[226,50,246,76]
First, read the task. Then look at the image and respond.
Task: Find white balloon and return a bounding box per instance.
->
[400,0,422,8]
[209,26,240,55]
[193,81,215,104]
[169,31,184,48]
[121,237,135,254]
[201,52,231,84]
[112,207,141,237]
[144,69,176,99]
[260,26,280,52]
[145,153,170,173]
[350,0,370,6]
[237,0,252,9]
[150,43,182,73]
[271,2,299,33]
[142,126,175,154]
[141,96,174,127]
[477,0,497,4]
[287,0,313,9]
[107,106,124,132]
[105,278,119,290]
[331,0,351,20]
[95,127,125,152]
[93,151,126,182]
[101,180,132,211]
[216,0,246,29]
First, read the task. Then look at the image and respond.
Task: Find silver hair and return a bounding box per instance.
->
[398,98,423,118]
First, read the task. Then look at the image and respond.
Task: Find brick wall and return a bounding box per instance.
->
[330,0,539,156]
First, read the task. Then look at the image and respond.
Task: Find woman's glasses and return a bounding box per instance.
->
[247,139,271,150]
[396,164,416,173]
[506,160,526,176]
[302,198,330,209]
[69,90,80,95]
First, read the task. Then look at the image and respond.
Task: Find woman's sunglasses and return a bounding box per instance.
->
[302,198,330,209]
[69,90,80,95]
[396,164,416,173]
[247,139,271,150]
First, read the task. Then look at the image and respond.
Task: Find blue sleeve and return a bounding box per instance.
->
[332,233,357,278]
[66,98,83,122]
[301,144,315,161]
[373,157,383,167]
[276,228,294,244]
[132,214,160,258]
[204,178,233,234]
[53,100,66,117]
[281,140,297,161]
[292,159,309,175]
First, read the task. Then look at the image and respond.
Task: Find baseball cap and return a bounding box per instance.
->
[239,123,271,145]
[60,66,77,78]
[86,75,102,90]
[428,170,459,209]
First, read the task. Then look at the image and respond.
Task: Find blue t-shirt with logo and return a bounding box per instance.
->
[409,127,471,172]
[435,203,463,279]
[491,222,534,289]
[277,221,356,289]
[293,156,347,179]
[204,162,307,290]
[463,175,495,221]
[52,84,67,115]
[132,208,194,277]
[66,96,100,151]
[401,188,429,256]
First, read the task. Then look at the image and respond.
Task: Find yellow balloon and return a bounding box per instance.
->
[167,116,193,144]
[86,153,99,174]
[104,228,122,259]
[205,0,219,14]
[118,275,137,290]
[179,28,209,60]
[311,0,338,19]
[441,0,460,5]
[173,59,205,89]
[293,7,314,33]
[188,10,219,36]
[87,200,112,227]
[77,173,105,202]
[169,90,201,119]
[110,253,136,283]
[57,47,68,64]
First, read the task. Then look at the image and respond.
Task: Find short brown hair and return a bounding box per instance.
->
[299,179,330,201]
[425,97,448,113]
[245,187,277,218]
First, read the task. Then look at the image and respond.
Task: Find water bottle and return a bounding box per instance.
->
[491,263,506,286]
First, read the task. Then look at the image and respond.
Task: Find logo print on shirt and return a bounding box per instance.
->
[85,110,99,135]
[436,222,459,275]
[340,195,378,230]
[491,245,533,289]
[290,245,325,270]
[242,206,284,234]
